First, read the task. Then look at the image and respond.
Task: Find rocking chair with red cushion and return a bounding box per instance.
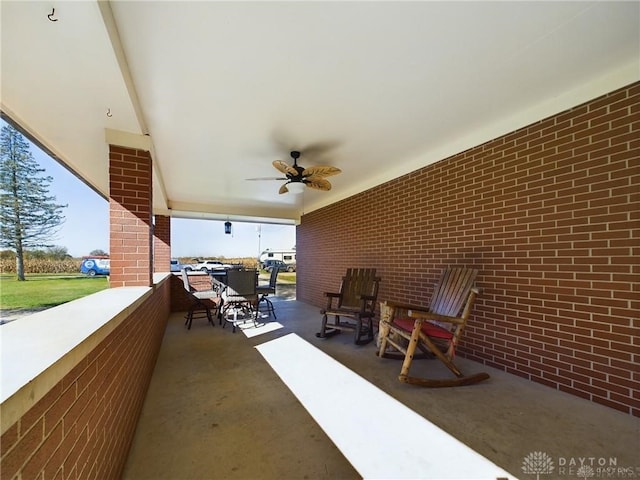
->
[377,267,490,387]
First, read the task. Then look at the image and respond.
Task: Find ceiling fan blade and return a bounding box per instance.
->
[269,130,339,159]
[278,183,289,195]
[305,177,332,191]
[246,176,288,181]
[302,166,341,178]
[273,160,297,176]
[299,141,340,158]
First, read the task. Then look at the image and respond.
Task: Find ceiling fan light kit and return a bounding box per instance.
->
[287,182,306,194]
[247,150,341,195]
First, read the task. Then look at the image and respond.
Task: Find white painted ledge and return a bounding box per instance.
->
[0,273,170,435]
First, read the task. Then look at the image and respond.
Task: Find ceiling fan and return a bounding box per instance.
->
[248,151,341,194]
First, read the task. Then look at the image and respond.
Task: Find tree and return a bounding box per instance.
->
[0,124,66,280]
[89,249,109,257]
[47,246,71,260]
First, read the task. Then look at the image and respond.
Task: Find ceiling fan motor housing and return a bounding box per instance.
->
[288,151,305,180]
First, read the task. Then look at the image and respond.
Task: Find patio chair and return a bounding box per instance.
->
[316,268,381,345]
[377,267,490,387]
[256,266,279,319]
[220,268,258,333]
[181,270,221,330]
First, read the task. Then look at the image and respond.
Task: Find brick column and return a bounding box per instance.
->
[154,215,171,273]
[109,145,153,287]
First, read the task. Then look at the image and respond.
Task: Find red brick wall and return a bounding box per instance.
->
[109,145,153,287]
[0,281,170,479]
[297,82,639,416]
[154,215,171,273]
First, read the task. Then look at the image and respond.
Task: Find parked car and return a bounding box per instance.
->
[188,260,232,272]
[170,259,184,272]
[80,257,110,276]
[262,259,295,272]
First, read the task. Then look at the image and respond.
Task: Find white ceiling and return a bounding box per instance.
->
[2,1,638,225]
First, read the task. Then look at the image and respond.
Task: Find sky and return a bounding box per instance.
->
[5,120,295,259]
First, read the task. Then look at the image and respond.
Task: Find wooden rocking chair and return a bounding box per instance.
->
[316,268,381,345]
[377,267,490,387]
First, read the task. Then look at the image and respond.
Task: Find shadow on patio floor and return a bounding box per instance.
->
[123,294,640,479]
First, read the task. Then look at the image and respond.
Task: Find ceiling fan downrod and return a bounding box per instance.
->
[290,150,300,166]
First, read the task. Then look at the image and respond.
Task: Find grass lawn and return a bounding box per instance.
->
[0,274,109,310]
[258,270,296,282]
[275,272,296,283]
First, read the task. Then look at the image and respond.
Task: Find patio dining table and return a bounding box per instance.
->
[210,268,259,331]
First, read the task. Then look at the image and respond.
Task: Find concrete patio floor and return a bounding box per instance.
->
[123,290,639,480]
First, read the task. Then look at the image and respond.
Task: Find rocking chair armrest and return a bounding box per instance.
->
[356,295,377,314]
[408,309,465,325]
[358,294,376,301]
[357,294,377,308]
[323,292,342,310]
[324,292,342,298]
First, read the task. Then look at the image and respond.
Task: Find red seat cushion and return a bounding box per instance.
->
[393,317,454,340]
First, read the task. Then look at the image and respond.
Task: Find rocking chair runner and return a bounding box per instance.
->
[377,267,490,387]
[316,268,381,345]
